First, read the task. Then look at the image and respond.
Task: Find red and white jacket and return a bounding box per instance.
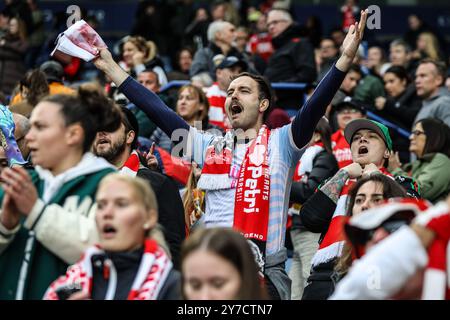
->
[332,130,353,169]
[44,239,173,300]
[206,83,229,130]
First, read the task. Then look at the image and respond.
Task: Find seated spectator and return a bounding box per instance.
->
[366,46,390,77]
[317,38,339,82]
[167,47,194,82]
[264,8,317,114]
[127,68,174,138]
[414,59,450,128]
[44,174,181,300]
[181,227,267,300]
[411,32,445,64]
[0,88,122,299]
[374,65,422,162]
[289,117,339,299]
[190,20,245,86]
[206,56,247,130]
[389,39,416,79]
[248,13,274,64]
[150,84,221,154]
[93,106,186,269]
[9,69,48,118]
[10,61,75,108]
[331,97,367,168]
[389,118,450,203]
[353,50,385,107]
[330,64,363,109]
[0,17,28,95]
[120,36,168,87]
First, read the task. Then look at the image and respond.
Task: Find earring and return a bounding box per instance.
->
[143,223,150,230]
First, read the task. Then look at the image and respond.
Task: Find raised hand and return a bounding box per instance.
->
[145,142,159,171]
[336,9,368,72]
[93,48,129,86]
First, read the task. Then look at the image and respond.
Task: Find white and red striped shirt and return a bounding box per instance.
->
[206,83,229,130]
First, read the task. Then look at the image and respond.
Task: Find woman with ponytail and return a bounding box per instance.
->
[0,87,122,300]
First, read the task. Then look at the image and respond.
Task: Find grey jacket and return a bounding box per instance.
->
[414,87,450,127]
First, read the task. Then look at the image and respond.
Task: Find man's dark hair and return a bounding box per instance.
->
[348,64,363,77]
[230,72,274,121]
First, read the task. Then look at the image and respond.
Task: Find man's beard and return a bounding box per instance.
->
[94,135,127,164]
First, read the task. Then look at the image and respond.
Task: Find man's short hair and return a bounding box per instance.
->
[230,72,274,121]
[267,8,293,23]
[348,64,363,77]
[390,39,412,53]
[419,58,447,84]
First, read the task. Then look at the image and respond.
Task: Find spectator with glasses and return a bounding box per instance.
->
[264,8,317,115]
[389,118,450,203]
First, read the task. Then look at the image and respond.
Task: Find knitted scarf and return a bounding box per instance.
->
[311,167,392,267]
[198,126,271,272]
[44,239,172,300]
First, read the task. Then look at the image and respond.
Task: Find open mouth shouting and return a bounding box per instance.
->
[229,100,244,118]
[101,223,117,239]
[358,145,369,156]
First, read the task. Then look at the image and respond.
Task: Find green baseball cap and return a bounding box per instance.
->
[344,119,393,151]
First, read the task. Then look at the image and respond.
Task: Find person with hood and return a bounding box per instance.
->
[264,9,317,115]
[0,88,121,299]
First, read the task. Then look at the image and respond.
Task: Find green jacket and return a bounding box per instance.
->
[0,154,115,300]
[392,152,450,203]
[354,74,385,106]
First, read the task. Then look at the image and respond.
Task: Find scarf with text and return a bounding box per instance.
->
[198,126,271,272]
[44,239,172,300]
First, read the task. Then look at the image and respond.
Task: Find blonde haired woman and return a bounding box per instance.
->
[120,36,168,86]
[44,174,180,300]
[412,32,444,62]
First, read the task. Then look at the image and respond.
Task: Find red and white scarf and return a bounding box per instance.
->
[311,167,392,267]
[198,126,271,271]
[44,239,172,300]
[120,150,140,177]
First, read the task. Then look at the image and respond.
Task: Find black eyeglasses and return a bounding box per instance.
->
[411,130,425,137]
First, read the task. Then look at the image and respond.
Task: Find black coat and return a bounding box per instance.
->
[264,24,317,110]
[290,150,338,230]
[137,168,185,270]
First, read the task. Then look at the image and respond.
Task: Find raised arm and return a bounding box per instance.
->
[93,49,189,138]
[291,9,368,149]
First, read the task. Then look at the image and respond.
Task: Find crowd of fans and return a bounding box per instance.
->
[0,0,450,301]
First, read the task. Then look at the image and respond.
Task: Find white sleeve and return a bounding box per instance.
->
[330,226,429,300]
[0,213,21,255]
[24,199,99,264]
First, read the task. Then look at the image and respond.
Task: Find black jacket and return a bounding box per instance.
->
[137,167,185,270]
[299,189,339,300]
[373,83,422,162]
[264,24,317,110]
[291,150,338,230]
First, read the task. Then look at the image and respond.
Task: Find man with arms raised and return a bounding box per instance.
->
[93,10,368,300]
